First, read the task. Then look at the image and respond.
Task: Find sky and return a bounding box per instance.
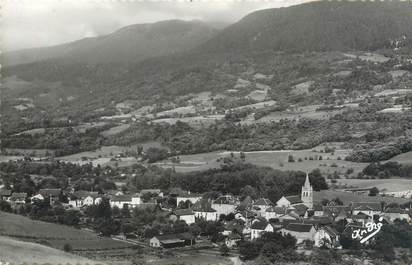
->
[1,0,313,52]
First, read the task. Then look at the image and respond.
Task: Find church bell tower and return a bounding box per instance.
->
[301,172,313,209]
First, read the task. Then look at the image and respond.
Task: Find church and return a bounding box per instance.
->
[275,173,314,210]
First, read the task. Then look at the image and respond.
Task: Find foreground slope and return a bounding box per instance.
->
[0,236,101,264]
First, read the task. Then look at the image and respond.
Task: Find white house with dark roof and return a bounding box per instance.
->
[172,209,195,225]
[69,191,101,208]
[110,195,132,208]
[382,207,411,222]
[8,192,27,205]
[193,199,218,221]
[250,219,274,240]
[280,223,316,244]
[176,191,202,207]
[351,202,382,217]
[276,195,302,208]
[265,206,287,221]
[212,195,237,216]
[252,198,273,216]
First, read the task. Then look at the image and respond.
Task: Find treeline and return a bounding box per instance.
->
[0,160,116,195]
[362,161,412,178]
[2,126,109,157]
[346,138,412,162]
[131,161,328,203]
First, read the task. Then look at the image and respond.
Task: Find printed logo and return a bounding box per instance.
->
[351,217,383,244]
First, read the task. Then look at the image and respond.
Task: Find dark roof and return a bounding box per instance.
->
[154,232,193,242]
[351,212,371,219]
[291,204,308,216]
[228,233,242,240]
[135,203,160,212]
[111,195,132,202]
[323,226,339,237]
[177,192,202,198]
[0,189,12,196]
[285,195,302,204]
[140,189,161,195]
[251,220,269,230]
[169,187,184,196]
[39,189,61,197]
[266,206,287,214]
[385,207,407,214]
[313,204,323,211]
[352,202,381,212]
[192,199,216,212]
[10,192,27,200]
[213,195,236,205]
[253,198,273,206]
[284,223,314,233]
[174,209,194,216]
[72,191,99,199]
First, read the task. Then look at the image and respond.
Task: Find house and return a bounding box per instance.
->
[276,195,302,208]
[223,220,245,236]
[382,207,411,222]
[281,223,316,244]
[252,198,273,216]
[34,189,61,205]
[212,195,237,216]
[110,195,132,209]
[8,192,27,205]
[351,202,382,217]
[265,206,286,221]
[313,204,324,217]
[250,219,274,240]
[348,212,372,226]
[141,189,163,198]
[225,233,242,248]
[176,191,202,207]
[130,194,141,207]
[172,209,195,225]
[0,189,12,200]
[323,205,350,220]
[149,232,194,248]
[314,226,341,249]
[68,191,101,208]
[289,204,309,217]
[192,199,218,221]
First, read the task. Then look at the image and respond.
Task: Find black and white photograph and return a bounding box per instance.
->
[1,0,412,264]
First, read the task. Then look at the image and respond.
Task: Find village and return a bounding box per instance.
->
[1,172,410,256]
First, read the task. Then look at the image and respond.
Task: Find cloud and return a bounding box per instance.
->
[1,0,313,51]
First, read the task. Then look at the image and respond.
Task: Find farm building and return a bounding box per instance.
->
[280,223,316,244]
[149,232,195,248]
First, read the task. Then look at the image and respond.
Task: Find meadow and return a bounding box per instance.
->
[314,190,411,205]
[0,211,132,251]
[159,143,368,176]
[0,236,102,264]
[334,178,412,192]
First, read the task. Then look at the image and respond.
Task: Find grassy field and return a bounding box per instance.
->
[389,151,412,165]
[0,211,131,251]
[100,123,131,137]
[0,236,102,264]
[57,142,166,166]
[159,143,368,176]
[314,190,411,205]
[334,178,412,192]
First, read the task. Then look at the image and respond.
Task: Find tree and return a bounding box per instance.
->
[63,243,72,252]
[220,244,230,256]
[288,155,295,162]
[369,187,379,196]
[63,210,80,226]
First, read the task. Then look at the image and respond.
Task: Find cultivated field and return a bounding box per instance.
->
[334,178,412,192]
[314,190,411,205]
[160,144,368,176]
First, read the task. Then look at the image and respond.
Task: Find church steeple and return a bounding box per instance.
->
[301,172,313,209]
